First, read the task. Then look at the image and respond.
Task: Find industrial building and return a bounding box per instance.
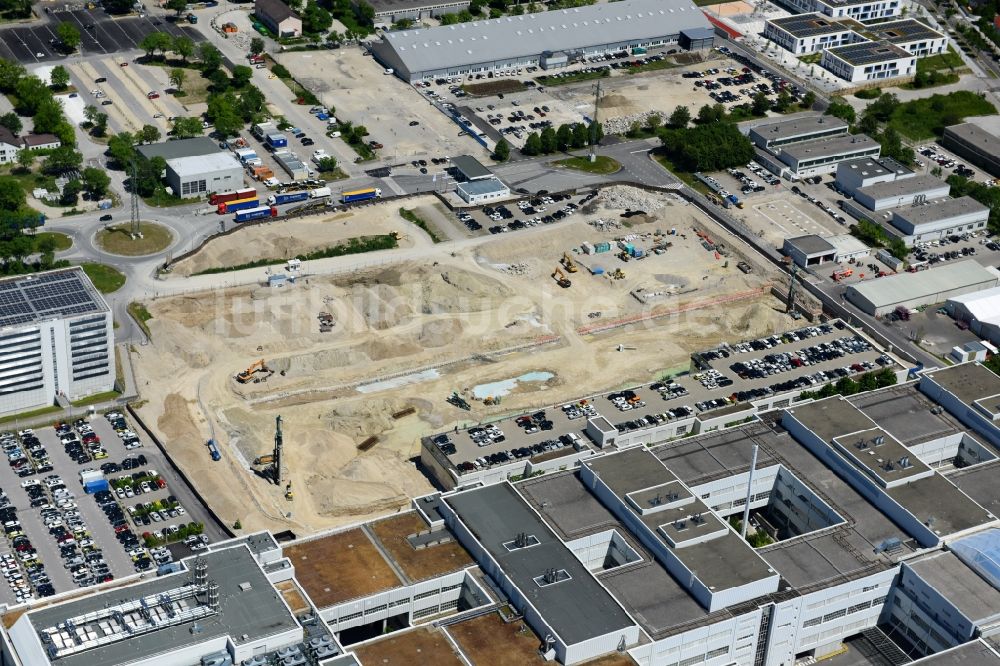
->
[748,116,878,178]
[254,0,302,37]
[946,286,1000,347]
[863,18,948,56]
[888,196,990,245]
[451,154,510,203]
[136,138,243,198]
[820,40,916,83]
[777,133,881,177]
[827,232,870,261]
[849,173,952,212]
[763,13,859,55]
[942,123,1000,179]
[369,0,714,82]
[367,0,471,27]
[835,155,913,197]
[782,234,836,266]
[845,259,1000,315]
[0,268,114,417]
[748,115,848,150]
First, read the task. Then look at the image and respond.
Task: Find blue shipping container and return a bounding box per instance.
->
[83,479,110,494]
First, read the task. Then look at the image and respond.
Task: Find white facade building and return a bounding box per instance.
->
[821,40,916,82]
[0,127,20,164]
[889,196,990,245]
[763,13,859,55]
[0,268,115,416]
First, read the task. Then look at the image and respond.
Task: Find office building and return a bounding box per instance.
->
[763,13,859,55]
[0,268,114,417]
[889,196,990,245]
[748,115,848,150]
[137,138,244,198]
[0,126,20,163]
[370,0,714,82]
[779,0,901,22]
[835,156,913,197]
[850,173,951,212]
[864,18,948,56]
[820,40,916,83]
[451,154,510,203]
[366,0,471,27]
[778,133,881,177]
[942,123,1000,179]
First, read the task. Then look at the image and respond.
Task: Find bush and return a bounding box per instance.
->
[658,122,754,172]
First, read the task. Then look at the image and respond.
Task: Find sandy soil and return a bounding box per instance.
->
[170,198,436,276]
[130,190,795,535]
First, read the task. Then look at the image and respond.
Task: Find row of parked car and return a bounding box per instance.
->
[0,484,54,601]
[730,336,872,380]
[3,429,53,479]
[56,418,110,465]
[692,369,733,390]
[93,488,151,572]
[455,434,581,474]
[698,323,841,362]
[615,406,695,434]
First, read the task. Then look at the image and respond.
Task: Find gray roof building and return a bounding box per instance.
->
[891,196,989,235]
[845,259,1000,315]
[942,123,1000,179]
[371,0,711,80]
[766,13,853,38]
[748,115,848,149]
[823,39,912,66]
[0,267,108,329]
[136,137,220,161]
[451,154,493,181]
[853,173,951,211]
[864,18,945,45]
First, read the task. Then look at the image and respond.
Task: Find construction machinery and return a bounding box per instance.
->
[611,268,625,280]
[253,454,274,466]
[552,267,572,288]
[236,359,272,383]
[284,482,293,501]
[831,268,853,282]
[561,252,578,273]
[253,416,284,484]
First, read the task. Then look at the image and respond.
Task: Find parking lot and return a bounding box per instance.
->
[451,189,598,236]
[0,409,223,605]
[0,10,202,64]
[432,321,891,475]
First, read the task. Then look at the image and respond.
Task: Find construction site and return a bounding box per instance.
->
[129,185,799,535]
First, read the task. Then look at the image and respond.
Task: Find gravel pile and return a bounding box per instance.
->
[602,111,664,136]
[599,186,666,212]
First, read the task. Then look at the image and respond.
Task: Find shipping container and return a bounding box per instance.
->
[83,479,110,494]
[581,242,594,255]
[209,187,256,205]
[234,205,278,222]
[217,197,259,214]
[268,191,310,205]
[309,186,332,199]
[594,242,611,253]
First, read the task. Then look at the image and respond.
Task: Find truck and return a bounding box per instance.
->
[217,197,259,214]
[187,13,197,23]
[252,122,276,140]
[209,187,256,206]
[268,191,309,205]
[207,439,221,462]
[341,187,381,203]
[235,205,278,223]
[234,148,258,163]
[265,133,288,149]
[309,186,332,199]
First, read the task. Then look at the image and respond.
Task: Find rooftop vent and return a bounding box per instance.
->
[534,568,572,587]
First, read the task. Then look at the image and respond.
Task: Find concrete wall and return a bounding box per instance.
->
[630,608,763,666]
[320,570,467,631]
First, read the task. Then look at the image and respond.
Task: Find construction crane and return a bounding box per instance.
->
[236,359,271,383]
[552,267,572,288]
[271,415,283,485]
[561,252,578,273]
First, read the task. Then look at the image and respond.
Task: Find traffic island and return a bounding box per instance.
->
[95,221,174,256]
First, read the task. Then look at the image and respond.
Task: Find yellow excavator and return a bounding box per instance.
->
[612,268,626,280]
[561,252,578,273]
[236,359,270,383]
[285,482,294,501]
[552,267,571,288]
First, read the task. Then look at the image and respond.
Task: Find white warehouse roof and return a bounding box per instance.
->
[848,260,1000,309]
[949,286,1000,326]
[167,152,242,177]
[378,0,710,74]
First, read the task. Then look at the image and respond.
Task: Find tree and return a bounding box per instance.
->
[138,124,161,144]
[659,123,754,172]
[523,132,542,156]
[668,105,690,129]
[858,114,880,136]
[171,116,203,138]
[751,91,770,116]
[356,0,375,23]
[539,126,556,154]
[232,65,253,88]
[301,0,333,34]
[60,179,82,206]
[316,156,338,172]
[169,67,186,92]
[49,65,70,91]
[555,124,572,151]
[571,122,588,148]
[166,0,186,14]
[0,177,26,211]
[42,146,82,174]
[645,112,662,133]
[773,88,792,113]
[800,90,816,108]
[83,105,101,126]
[81,167,110,198]
[139,32,173,58]
[92,112,108,138]
[250,37,265,56]
[696,103,723,124]
[865,92,900,122]
[825,97,856,124]
[272,63,290,79]
[0,60,26,94]
[199,43,222,73]
[56,22,81,52]
[238,86,266,119]
[627,120,643,138]
[0,111,21,134]
[15,149,33,173]
[207,94,243,136]
[107,132,135,168]
[172,35,194,63]
[103,0,133,13]
[208,69,230,91]
[493,137,510,161]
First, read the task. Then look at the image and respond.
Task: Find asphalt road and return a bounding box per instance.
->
[0,10,201,64]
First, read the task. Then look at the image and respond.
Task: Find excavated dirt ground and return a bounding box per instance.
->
[131,189,794,535]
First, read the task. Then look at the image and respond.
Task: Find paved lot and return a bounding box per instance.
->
[0,10,202,64]
[0,410,224,604]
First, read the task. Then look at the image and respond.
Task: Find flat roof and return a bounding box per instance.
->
[780,134,880,161]
[445,483,635,645]
[849,384,963,447]
[855,173,949,202]
[168,152,242,177]
[136,137,220,161]
[908,551,1000,622]
[945,123,1000,156]
[866,18,946,43]
[948,285,1000,325]
[912,641,1000,665]
[367,512,473,583]
[827,233,870,255]
[923,362,1000,410]
[837,156,892,178]
[451,154,493,180]
[768,13,853,37]
[887,471,993,537]
[785,234,835,256]
[892,196,990,227]
[847,260,999,309]
[370,0,467,14]
[457,178,509,196]
[750,115,848,142]
[25,546,298,666]
[824,40,913,66]
[0,267,108,329]
[378,0,711,74]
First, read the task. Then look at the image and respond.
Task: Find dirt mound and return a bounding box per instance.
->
[323,397,406,439]
[417,318,465,348]
[158,393,201,441]
[599,94,633,110]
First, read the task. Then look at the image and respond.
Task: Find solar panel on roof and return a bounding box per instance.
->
[0,269,105,328]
